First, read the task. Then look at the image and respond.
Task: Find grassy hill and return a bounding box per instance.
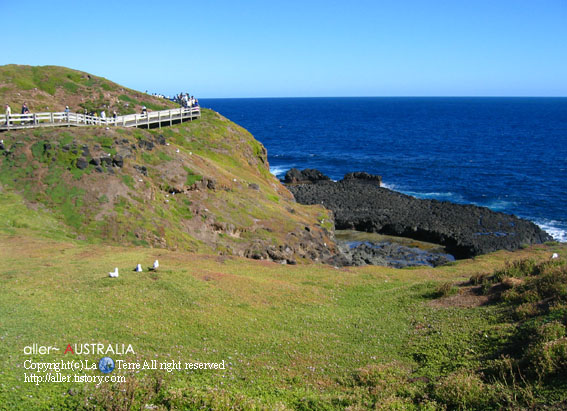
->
[0,65,177,114]
[0,108,335,262]
[1,65,566,410]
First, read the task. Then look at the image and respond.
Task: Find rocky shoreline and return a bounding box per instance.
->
[328,240,455,268]
[285,168,552,261]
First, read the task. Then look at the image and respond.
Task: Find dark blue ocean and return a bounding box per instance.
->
[199,98,567,242]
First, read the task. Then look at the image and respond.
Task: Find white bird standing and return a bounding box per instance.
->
[149,260,159,271]
[109,267,119,278]
[135,264,143,272]
[551,253,559,259]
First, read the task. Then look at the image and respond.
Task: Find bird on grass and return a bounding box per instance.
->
[149,260,159,271]
[134,264,143,272]
[551,253,559,259]
[109,268,119,278]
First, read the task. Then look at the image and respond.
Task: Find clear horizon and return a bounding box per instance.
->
[2,0,566,98]
[198,95,567,99]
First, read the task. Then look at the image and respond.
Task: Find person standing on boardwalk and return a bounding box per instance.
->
[21,103,30,124]
[4,104,10,125]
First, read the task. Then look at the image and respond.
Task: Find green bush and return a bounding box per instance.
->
[434,370,504,409]
[524,338,567,380]
[434,282,458,298]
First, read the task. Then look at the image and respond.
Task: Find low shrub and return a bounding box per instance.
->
[434,282,458,298]
[434,370,505,409]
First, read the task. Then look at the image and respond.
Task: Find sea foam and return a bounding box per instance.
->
[535,219,567,243]
[269,166,289,178]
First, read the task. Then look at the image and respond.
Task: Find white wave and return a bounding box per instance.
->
[403,190,465,203]
[534,219,567,243]
[474,200,515,212]
[269,166,289,177]
[406,191,458,198]
[380,183,463,202]
[381,182,398,190]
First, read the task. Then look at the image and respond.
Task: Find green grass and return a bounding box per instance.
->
[184,167,203,186]
[0,232,564,409]
[0,64,179,113]
[0,192,71,239]
[121,174,135,189]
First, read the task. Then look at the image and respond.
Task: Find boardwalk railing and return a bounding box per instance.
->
[0,106,200,131]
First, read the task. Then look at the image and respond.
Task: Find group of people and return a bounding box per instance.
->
[145,91,169,99]
[3,103,31,125]
[175,93,198,108]
[83,108,118,124]
[4,96,198,127]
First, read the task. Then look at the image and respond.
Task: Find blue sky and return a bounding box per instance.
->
[2,0,566,97]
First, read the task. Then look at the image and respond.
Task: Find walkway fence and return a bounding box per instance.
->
[0,106,200,131]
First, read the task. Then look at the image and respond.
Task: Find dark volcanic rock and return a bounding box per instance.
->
[284,168,331,184]
[134,165,148,176]
[288,176,552,259]
[100,157,112,167]
[155,134,167,145]
[76,157,88,170]
[327,242,454,268]
[205,178,216,190]
[342,172,382,186]
[138,139,155,151]
[112,155,124,168]
[81,145,90,157]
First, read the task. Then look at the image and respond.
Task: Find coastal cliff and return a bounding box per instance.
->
[0,66,337,263]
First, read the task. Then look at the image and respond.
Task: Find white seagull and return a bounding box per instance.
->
[109,267,119,278]
[551,253,559,259]
[149,260,159,271]
[134,264,143,272]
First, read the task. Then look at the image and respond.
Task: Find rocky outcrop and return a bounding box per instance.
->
[287,170,552,259]
[342,172,382,185]
[327,242,454,268]
[284,168,331,184]
[76,157,88,170]
[243,225,336,264]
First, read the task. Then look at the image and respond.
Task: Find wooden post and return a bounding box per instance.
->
[147,111,150,129]
[50,113,54,124]
[135,115,138,128]
[158,111,161,129]
[169,110,172,126]
[33,113,37,126]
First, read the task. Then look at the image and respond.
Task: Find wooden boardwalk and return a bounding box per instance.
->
[0,106,200,132]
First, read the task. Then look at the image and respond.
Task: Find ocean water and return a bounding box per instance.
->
[199,97,567,242]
